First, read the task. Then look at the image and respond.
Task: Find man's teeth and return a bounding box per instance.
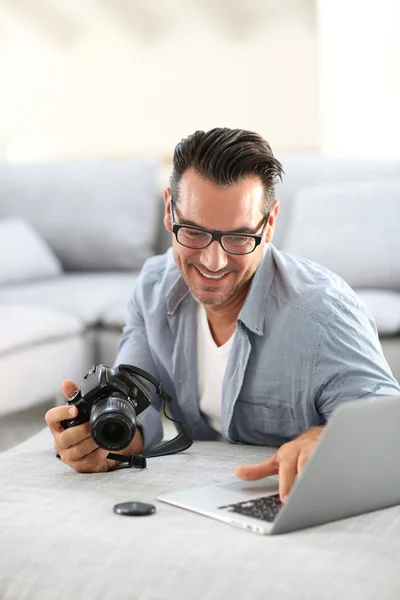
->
[199,270,225,279]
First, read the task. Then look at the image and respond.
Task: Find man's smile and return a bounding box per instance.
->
[193,265,230,281]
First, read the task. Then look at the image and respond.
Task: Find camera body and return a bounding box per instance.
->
[61,364,151,452]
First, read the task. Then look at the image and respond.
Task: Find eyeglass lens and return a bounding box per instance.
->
[176,227,256,254]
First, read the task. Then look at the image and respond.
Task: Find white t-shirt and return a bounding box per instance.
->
[197,304,234,433]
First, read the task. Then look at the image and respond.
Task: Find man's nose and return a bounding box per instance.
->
[199,241,229,272]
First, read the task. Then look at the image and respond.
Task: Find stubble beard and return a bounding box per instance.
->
[181,267,248,307]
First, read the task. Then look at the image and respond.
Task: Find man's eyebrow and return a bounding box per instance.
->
[174,210,257,234]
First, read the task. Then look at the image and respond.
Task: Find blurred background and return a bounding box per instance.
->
[1,0,400,450]
[0,0,399,161]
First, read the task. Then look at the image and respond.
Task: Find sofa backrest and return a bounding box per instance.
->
[273,156,400,290]
[274,155,400,248]
[281,178,400,290]
[2,155,399,283]
[0,159,162,271]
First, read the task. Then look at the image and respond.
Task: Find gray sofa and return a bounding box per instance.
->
[0,156,399,419]
[0,159,166,417]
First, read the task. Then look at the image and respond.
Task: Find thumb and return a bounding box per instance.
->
[236,452,279,481]
[61,379,80,400]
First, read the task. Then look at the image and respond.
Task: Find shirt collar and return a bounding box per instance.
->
[237,244,276,335]
[166,245,276,331]
[166,272,191,315]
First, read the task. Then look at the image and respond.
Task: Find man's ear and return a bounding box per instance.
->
[265,200,280,244]
[164,188,172,232]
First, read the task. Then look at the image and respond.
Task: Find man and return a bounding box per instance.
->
[46,128,400,502]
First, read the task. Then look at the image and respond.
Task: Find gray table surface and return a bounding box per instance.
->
[1,428,400,600]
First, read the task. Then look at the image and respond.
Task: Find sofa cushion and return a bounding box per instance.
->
[0,305,88,416]
[0,273,136,326]
[100,298,129,328]
[0,217,62,285]
[273,155,400,248]
[1,334,90,417]
[0,159,160,271]
[0,305,82,354]
[356,290,400,336]
[281,179,400,289]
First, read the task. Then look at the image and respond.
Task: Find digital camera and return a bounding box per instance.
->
[61,364,152,452]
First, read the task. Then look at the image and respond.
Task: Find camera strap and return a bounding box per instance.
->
[106,365,193,469]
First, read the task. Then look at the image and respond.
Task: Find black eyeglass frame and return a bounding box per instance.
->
[170,198,269,256]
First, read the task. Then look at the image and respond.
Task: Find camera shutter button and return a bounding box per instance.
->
[68,389,80,403]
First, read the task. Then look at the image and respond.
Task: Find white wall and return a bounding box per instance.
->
[0,0,318,161]
[317,0,400,158]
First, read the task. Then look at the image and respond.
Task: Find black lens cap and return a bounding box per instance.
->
[113,501,156,516]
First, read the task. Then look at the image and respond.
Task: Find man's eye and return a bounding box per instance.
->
[224,235,251,245]
[182,229,208,240]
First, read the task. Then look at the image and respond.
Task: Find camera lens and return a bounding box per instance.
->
[100,422,126,445]
[90,395,137,451]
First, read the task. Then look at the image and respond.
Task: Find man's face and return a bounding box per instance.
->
[164,169,279,308]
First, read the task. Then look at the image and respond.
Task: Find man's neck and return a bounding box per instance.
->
[202,284,248,347]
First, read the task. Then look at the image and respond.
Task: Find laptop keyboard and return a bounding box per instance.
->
[218,493,283,523]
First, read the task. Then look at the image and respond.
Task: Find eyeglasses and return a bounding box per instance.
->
[170,199,269,256]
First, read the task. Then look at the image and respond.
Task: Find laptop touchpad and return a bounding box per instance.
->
[218,477,279,497]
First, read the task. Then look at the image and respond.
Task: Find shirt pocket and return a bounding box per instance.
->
[232,398,298,446]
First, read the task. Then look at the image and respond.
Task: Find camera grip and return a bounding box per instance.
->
[61,413,89,430]
[60,389,89,430]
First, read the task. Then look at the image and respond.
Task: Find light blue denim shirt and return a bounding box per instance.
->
[116,245,400,451]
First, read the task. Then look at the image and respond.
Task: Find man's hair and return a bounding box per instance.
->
[170,127,284,215]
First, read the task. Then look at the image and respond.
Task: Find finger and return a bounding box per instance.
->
[297,449,312,476]
[57,422,91,450]
[45,405,79,434]
[61,379,80,400]
[278,453,298,502]
[68,447,113,474]
[236,453,279,481]
[60,436,100,463]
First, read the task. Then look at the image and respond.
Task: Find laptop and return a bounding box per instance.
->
[158,395,400,535]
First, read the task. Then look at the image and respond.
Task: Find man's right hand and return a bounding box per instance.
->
[45,379,120,473]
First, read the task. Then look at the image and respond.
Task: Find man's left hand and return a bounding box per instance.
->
[236,426,324,503]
